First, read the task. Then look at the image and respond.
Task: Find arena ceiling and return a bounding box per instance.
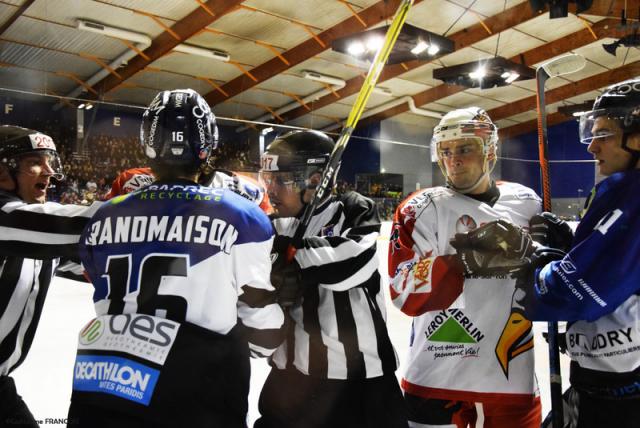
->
[0,0,638,139]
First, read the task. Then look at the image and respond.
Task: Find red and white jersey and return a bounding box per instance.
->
[389,182,542,404]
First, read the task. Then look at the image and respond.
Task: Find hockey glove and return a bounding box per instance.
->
[529,212,574,251]
[450,219,535,277]
[451,219,535,260]
[271,236,305,308]
[512,246,567,309]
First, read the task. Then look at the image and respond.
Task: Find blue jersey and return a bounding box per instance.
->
[527,169,640,322]
[79,181,284,356]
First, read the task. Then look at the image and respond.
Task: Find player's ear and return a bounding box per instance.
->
[626,132,640,151]
[0,165,15,192]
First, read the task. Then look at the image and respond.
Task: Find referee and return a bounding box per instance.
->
[0,126,99,427]
[255,130,407,428]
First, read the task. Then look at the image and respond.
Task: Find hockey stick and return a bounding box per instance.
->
[535,53,585,428]
[287,0,414,257]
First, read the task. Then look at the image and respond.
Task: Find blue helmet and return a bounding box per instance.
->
[140,89,218,168]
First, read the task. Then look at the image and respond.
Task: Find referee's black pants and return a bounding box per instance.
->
[0,375,39,428]
[255,367,408,428]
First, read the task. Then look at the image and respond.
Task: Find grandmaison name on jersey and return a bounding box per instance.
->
[84,214,238,252]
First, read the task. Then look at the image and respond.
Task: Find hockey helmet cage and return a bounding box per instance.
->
[141,89,218,168]
[260,130,335,192]
[0,125,64,180]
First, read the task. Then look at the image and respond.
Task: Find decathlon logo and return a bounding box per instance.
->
[73,355,160,406]
[79,319,104,346]
[559,259,577,274]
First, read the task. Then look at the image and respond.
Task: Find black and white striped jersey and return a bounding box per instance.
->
[271,191,398,379]
[0,190,100,375]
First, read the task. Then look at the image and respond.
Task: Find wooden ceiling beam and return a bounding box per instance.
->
[90,0,244,97]
[0,0,36,36]
[281,1,544,123]
[203,0,423,107]
[357,16,622,128]
[488,60,640,122]
[499,60,640,139]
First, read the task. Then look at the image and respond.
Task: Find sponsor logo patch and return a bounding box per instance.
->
[73,355,160,405]
[455,214,477,233]
[78,314,179,365]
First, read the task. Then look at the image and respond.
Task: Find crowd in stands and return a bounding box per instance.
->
[47,134,402,220]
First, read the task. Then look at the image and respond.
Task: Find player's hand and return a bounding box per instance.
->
[271,236,305,307]
[270,254,304,308]
[529,212,574,251]
[450,219,534,259]
[450,246,531,277]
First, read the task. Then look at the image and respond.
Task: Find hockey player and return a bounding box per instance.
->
[67,89,285,427]
[508,79,640,427]
[254,130,407,428]
[105,165,272,214]
[0,126,100,427]
[389,107,542,427]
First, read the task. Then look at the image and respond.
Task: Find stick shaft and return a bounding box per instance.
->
[293,0,414,243]
[536,68,564,428]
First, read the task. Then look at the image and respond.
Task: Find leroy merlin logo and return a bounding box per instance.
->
[425,309,485,343]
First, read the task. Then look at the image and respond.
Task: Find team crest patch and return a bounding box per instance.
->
[455,214,477,233]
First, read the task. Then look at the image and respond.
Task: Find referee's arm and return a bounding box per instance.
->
[0,197,101,260]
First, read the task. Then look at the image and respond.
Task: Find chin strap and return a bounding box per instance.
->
[448,171,490,194]
[621,133,640,170]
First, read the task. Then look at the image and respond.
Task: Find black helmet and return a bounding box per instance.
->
[579,79,640,168]
[260,130,335,192]
[0,125,64,180]
[140,89,218,168]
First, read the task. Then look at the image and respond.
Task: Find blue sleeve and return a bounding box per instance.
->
[526,199,640,322]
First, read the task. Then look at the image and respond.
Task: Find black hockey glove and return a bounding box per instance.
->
[529,212,574,251]
[511,246,567,305]
[450,219,534,277]
[271,236,305,308]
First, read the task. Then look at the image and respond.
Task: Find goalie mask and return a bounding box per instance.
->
[431,107,498,193]
[259,130,335,196]
[0,125,64,181]
[579,78,640,170]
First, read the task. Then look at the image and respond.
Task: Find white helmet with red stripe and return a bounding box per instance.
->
[431,107,498,193]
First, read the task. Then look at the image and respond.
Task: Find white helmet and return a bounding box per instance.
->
[431,106,498,193]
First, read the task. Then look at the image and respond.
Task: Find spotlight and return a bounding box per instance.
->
[85,103,93,110]
[332,24,454,64]
[433,57,536,89]
[77,103,85,109]
[528,0,593,19]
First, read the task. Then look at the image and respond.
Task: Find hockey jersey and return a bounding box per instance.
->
[270,191,398,379]
[526,169,640,395]
[390,182,541,404]
[106,167,272,214]
[80,180,284,356]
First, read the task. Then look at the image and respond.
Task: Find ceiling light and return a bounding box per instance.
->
[347,41,366,56]
[302,71,346,86]
[411,40,429,55]
[469,67,486,80]
[77,103,85,109]
[365,36,384,52]
[504,72,520,84]
[433,56,536,89]
[85,103,93,110]
[173,44,230,62]
[332,24,454,64]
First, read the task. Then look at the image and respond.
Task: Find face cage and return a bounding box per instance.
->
[4,150,65,181]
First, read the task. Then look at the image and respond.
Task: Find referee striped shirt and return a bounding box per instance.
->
[271,191,398,379]
[0,190,99,375]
